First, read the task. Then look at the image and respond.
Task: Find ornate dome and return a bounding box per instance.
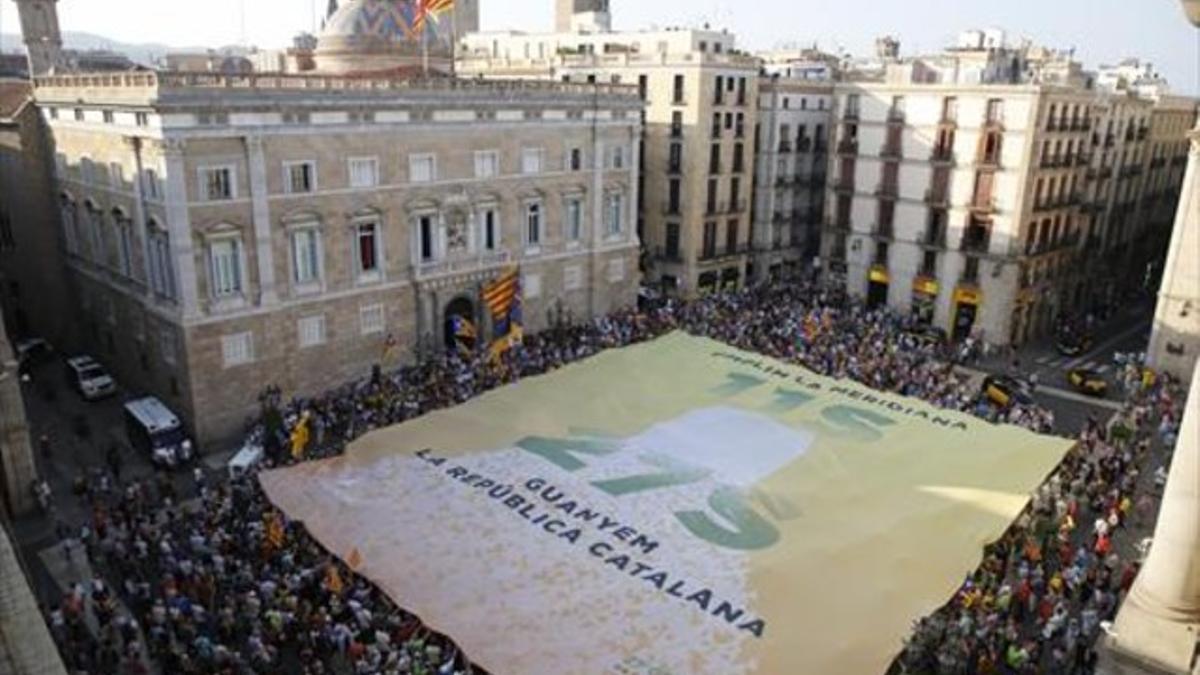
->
[316,0,454,75]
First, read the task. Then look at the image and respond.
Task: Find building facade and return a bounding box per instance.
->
[751,72,833,282]
[33,72,642,444]
[821,39,1196,347]
[459,21,760,296]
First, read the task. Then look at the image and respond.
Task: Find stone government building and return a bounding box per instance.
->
[12,0,642,444]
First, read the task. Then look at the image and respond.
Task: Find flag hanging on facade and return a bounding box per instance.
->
[489,274,523,359]
[482,266,520,319]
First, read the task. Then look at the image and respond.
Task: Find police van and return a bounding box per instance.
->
[123,397,194,468]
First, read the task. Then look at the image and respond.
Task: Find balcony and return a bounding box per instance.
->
[844,109,860,121]
[925,188,949,207]
[699,243,752,262]
[977,153,1002,169]
[833,179,855,194]
[1099,166,1114,179]
[960,227,991,254]
[417,250,512,280]
[1137,127,1149,141]
[837,139,859,155]
[667,162,683,175]
[662,202,682,216]
[873,223,894,239]
[1046,119,1059,132]
[797,137,813,153]
[930,147,955,165]
[653,246,683,264]
[813,140,828,155]
[824,217,851,233]
[1076,152,1092,166]
[969,196,998,214]
[879,144,903,160]
[875,183,899,199]
[1071,119,1091,132]
[778,142,794,154]
[982,117,1005,131]
[1104,134,1115,148]
[886,109,906,124]
[1150,157,1166,169]
[960,269,981,286]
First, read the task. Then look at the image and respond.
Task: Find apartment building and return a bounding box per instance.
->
[822,34,1196,346]
[459,6,759,295]
[751,69,833,281]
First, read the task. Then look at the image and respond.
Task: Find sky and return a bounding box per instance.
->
[1,0,1197,94]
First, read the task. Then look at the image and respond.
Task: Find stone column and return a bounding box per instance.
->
[161,138,201,320]
[1146,127,1200,383]
[1100,361,1200,674]
[244,136,279,307]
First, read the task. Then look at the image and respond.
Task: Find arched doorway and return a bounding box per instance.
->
[443,296,476,351]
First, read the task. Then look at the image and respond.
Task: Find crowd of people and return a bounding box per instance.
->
[895,375,1183,674]
[35,275,1176,674]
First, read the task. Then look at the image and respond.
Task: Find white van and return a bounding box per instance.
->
[123,397,194,467]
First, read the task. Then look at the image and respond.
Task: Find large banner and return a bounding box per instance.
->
[260,332,1072,674]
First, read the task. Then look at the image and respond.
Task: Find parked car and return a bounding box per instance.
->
[1067,368,1109,397]
[15,337,53,376]
[65,355,116,400]
[982,375,1034,409]
[1055,330,1093,357]
[123,396,194,468]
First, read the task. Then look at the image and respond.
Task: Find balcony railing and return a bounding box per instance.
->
[824,217,851,232]
[887,109,906,123]
[652,246,683,263]
[1076,153,1092,166]
[837,139,859,155]
[797,137,813,153]
[699,243,752,262]
[873,223,894,239]
[925,188,949,206]
[875,183,899,199]
[833,179,855,194]
[969,196,998,214]
[778,142,793,153]
[844,109,860,121]
[977,154,1002,169]
[930,147,955,164]
[880,144,903,160]
[662,202,682,216]
[960,269,981,286]
[417,250,512,279]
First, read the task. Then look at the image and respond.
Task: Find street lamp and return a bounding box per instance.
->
[1182,0,1200,26]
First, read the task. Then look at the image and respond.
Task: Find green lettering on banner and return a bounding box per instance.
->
[820,404,897,443]
[711,372,766,398]
[764,387,816,413]
[591,453,711,497]
[516,436,619,471]
[675,486,780,551]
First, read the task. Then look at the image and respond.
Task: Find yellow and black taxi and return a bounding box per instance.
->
[1067,368,1108,397]
[982,375,1035,409]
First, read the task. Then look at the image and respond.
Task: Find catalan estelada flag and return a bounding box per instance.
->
[482,266,520,319]
[413,0,455,34]
[490,275,523,359]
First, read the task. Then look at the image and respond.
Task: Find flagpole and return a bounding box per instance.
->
[422,10,430,77]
